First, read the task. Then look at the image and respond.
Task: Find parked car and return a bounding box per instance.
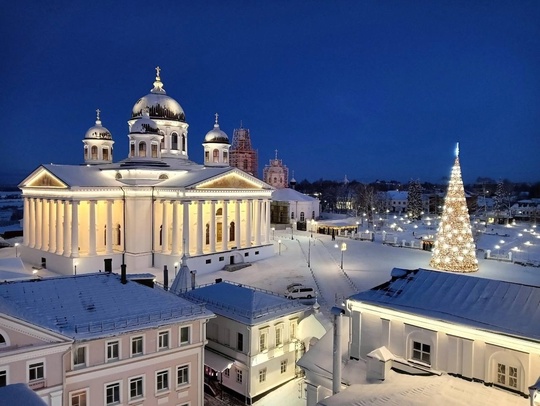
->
[286,286,315,299]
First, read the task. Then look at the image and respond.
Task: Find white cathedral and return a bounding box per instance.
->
[18,68,274,276]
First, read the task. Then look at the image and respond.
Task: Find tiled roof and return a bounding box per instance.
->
[0,273,213,340]
[349,268,540,341]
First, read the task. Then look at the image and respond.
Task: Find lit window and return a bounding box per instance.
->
[107,341,119,361]
[151,144,158,158]
[91,146,98,160]
[156,370,169,392]
[158,331,169,350]
[259,331,267,352]
[105,382,120,405]
[180,326,190,346]
[28,362,44,382]
[129,376,143,400]
[73,347,86,367]
[412,341,431,365]
[281,360,287,374]
[70,390,87,406]
[213,149,219,162]
[139,142,147,157]
[497,363,518,389]
[259,368,266,383]
[275,326,283,346]
[177,365,189,386]
[131,336,143,356]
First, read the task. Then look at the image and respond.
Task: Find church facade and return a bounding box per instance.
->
[18,68,274,276]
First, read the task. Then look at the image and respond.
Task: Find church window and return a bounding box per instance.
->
[412,341,431,365]
[172,133,178,150]
[115,172,122,180]
[104,225,107,245]
[497,363,518,389]
[213,149,219,163]
[158,174,168,179]
[151,144,158,158]
[291,212,295,220]
[160,136,164,150]
[223,151,228,163]
[273,177,277,183]
[84,146,88,159]
[181,133,186,152]
[130,143,135,157]
[115,225,121,246]
[205,224,210,245]
[91,146,98,160]
[103,148,109,161]
[205,151,209,162]
[229,221,235,242]
[312,211,315,219]
[139,142,147,157]
[216,208,222,216]
[300,212,305,221]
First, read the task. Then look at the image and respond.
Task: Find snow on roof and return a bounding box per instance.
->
[0,273,213,340]
[272,188,317,202]
[180,280,307,325]
[350,268,540,341]
[387,190,408,200]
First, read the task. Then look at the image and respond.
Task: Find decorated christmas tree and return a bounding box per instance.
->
[430,144,478,272]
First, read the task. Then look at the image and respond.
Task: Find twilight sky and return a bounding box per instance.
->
[1,1,539,185]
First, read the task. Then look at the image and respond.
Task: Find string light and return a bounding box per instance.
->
[430,148,479,272]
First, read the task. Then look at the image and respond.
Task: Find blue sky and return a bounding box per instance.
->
[1,1,539,185]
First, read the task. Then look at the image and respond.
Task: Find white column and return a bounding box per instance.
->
[210,200,216,253]
[41,198,48,251]
[235,200,241,248]
[35,198,42,250]
[71,200,79,258]
[222,200,228,251]
[63,201,71,256]
[55,199,62,254]
[48,199,56,253]
[88,200,97,256]
[255,199,261,246]
[265,199,271,243]
[153,199,159,252]
[23,197,30,246]
[161,200,169,253]
[182,201,190,255]
[246,199,252,248]
[196,201,203,255]
[171,200,180,255]
[106,200,113,254]
[30,198,37,248]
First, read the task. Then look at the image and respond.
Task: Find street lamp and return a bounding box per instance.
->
[278,239,282,255]
[340,242,347,270]
[14,243,19,257]
[174,262,179,277]
[271,227,275,240]
[291,221,296,240]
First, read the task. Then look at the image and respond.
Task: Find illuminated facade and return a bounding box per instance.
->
[262,150,289,189]
[18,68,274,276]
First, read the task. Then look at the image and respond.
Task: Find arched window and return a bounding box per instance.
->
[160,136,164,150]
[151,144,158,158]
[0,333,6,347]
[159,225,163,246]
[91,146,98,160]
[213,149,219,163]
[300,212,305,221]
[102,148,109,161]
[171,133,178,150]
[205,224,210,245]
[216,208,223,216]
[139,142,147,157]
[230,221,235,242]
[205,151,209,162]
[84,146,88,159]
[223,151,228,163]
[181,133,186,152]
[104,225,107,245]
[130,143,135,157]
[115,225,121,245]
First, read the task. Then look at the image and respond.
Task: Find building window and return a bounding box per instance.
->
[28,362,44,382]
[0,370,6,387]
[223,151,228,163]
[259,330,268,352]
[291,212,295,219]
[172,133,178,150]
[156,370,169,392]
[300,212,305,221]
[70,390,87,406]
[412,341,431,365]
[205,151,209,162]
[181,133,186,152]
[139,142,147,157]
[73,347,86,367]
[236,369,243,384]
[91,145,98,160]
[497,363,518,389]
[151,144,158,158]
[177,365,189,386]
[180,326,190,346]
[107,341,119,361]
[105,382,120,405]
[275,326,283,347]
[84,146,88,159]
[213,149,219,162]
[103,147,109,161]
[290,320,297,339]
[129,376,144,400]
[131,336,143,356]
[237,333,244,352]
[229,221,235,242]
[130,143,135,157]
[281,360,288,374]
[259,368,267,383]
[158,331,169,350]
[224,368,230,377]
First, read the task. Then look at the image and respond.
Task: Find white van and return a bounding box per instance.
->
[286,286,315,299]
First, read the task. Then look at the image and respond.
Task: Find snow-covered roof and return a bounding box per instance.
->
[349,268,540,341]
[180,280,307,325]
[386,190,408,200]
[272,188,317,202]
[0,273,213,340]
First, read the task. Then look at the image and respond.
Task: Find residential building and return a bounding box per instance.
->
[0,272,214,406]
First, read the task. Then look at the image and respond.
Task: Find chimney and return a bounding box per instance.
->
[331,306,345,395]
[215,278,222,283]
[163,265,169,291]
[121,264,127,284]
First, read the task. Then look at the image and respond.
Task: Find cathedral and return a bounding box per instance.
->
[18,68,274,276]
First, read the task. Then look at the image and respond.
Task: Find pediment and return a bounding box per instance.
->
[22,168,67,188]
[197,173,264,190]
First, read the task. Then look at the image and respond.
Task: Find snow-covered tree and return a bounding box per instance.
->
[430,145,478,272]
[407,179,423,220]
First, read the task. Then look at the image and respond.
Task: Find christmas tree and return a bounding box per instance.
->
[430,144,478,272]
[407,179,423,220]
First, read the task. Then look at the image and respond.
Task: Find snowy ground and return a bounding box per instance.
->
[0,215,539,405]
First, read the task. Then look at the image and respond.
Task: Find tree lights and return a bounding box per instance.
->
[430,144,478,272]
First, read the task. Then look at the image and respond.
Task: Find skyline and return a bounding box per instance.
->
[1,1,539,185]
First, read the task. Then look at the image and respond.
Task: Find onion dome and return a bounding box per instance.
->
[85,109,112,140]
[204,113,229,143]
[132,66,186,122]
[130,108,160,134]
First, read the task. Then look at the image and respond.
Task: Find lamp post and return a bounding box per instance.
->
[308,239,311,268]
[291,221,296,240]
[271,227,275,240]
[340,242,347,270]
[174,262,179,277]
[14,243,19,257]
[278,239,282,255]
